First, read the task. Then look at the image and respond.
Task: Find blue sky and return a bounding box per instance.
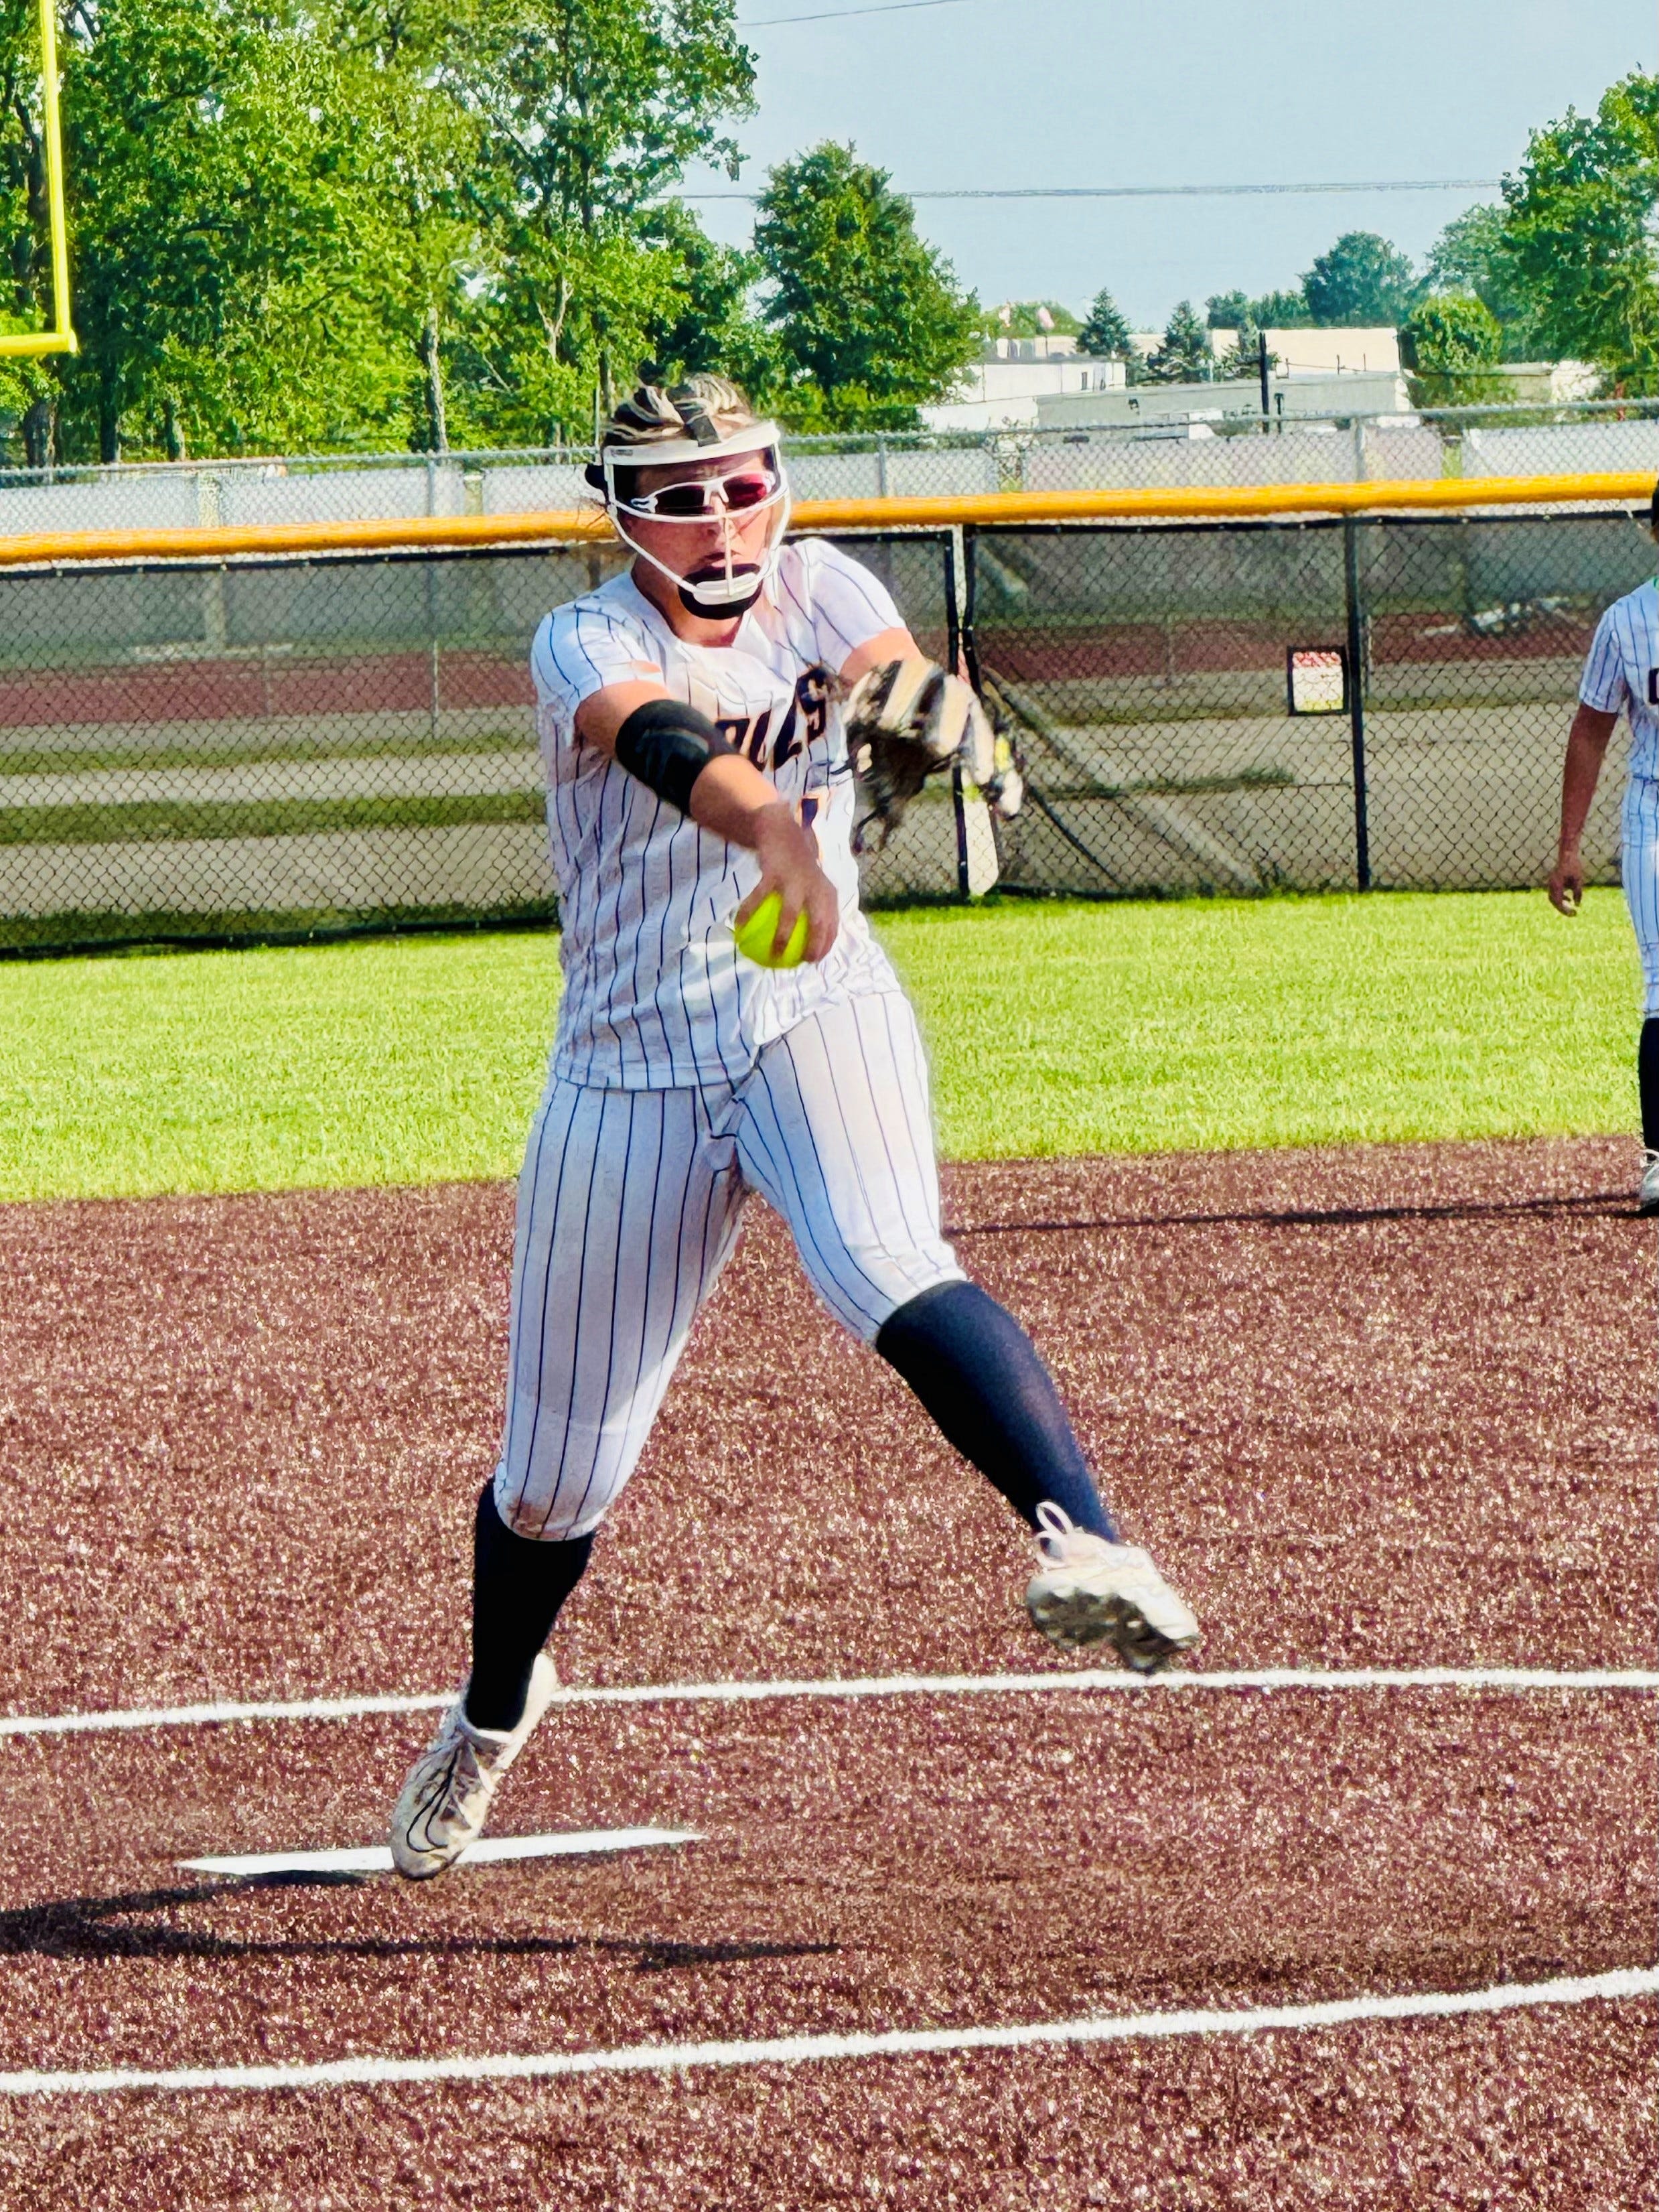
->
[680,0,1657,327]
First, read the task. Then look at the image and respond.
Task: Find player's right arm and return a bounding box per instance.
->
[1549,703,1618,914]
[575,681,839,963]
[1551,602,1628,916]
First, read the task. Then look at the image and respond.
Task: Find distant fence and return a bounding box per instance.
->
[0,476,1644,953]
[5,396,1659,535]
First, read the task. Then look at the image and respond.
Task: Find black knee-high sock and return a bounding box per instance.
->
[464,1483,594,1732]
[875,1280,1119,1541]
[1641,1020,1659,1152]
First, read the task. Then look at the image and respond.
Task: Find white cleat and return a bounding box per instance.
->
[1025,1503,1200,1673]
[389,1653,560,1880]
[1640,1151,1659,1217]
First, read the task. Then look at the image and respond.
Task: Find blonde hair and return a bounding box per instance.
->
[599,376,760,454]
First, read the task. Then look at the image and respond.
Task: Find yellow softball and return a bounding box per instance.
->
[733,890,809,969]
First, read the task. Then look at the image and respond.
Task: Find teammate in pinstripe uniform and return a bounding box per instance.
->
[390,377,1200,1878]
[1550,480,1659,1215]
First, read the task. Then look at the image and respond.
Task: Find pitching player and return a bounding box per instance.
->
[1549,481,1659,1215]
[390,376,1199,1878]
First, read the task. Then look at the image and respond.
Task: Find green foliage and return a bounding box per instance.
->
[1078,285,1133,358]
[1250,286,1314,328]
[752,142,981,430]
[0,892,1637,1199]
[452,0,758,445]
[993,298,1080,338]
[1214,323,1277,380]
[1500,72,1659,395]
[1206,284,1311,332]
[1143,299,1213,385]
[1400,292,1510,407]
[0,0,762,460]
[1425,204,1539,359]
[1301,231,1419,327]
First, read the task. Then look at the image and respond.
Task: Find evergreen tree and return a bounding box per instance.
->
[1205,291,1250,330]
[1144,299,1213,384]
[1079,285,1134,358]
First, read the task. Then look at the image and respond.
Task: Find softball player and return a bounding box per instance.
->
[1549,481,1659,1214]
[390,377,1199,1879]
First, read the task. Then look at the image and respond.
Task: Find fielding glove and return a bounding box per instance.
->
[844,655,1021,851]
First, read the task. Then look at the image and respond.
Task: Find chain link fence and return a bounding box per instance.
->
[0,504,1645,953]
[963,512,1642,901]
[3,397,1659,537]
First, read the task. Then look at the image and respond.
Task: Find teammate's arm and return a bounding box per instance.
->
[575,680,839,962]
[1549,703,1618,915]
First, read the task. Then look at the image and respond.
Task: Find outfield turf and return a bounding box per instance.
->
[0,888,1640,1202]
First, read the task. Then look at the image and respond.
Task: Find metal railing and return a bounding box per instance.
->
[4,396,1659,536]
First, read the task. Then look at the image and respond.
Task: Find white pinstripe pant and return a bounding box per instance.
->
[493,989,966,1540]
[1624,776,1659,1018]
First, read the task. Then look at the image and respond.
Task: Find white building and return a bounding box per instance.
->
[1034,365,1410,433]
[923,334,1125,433]
[1212,326,1402,376]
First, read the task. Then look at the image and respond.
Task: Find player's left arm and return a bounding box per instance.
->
[841,626,918,685]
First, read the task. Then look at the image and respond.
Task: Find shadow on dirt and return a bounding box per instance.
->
[949,1190,1639,1239]
[0,1884,839,1973]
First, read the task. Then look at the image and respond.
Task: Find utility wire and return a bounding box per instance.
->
[741,0,974,21]
[685,179,1502,201]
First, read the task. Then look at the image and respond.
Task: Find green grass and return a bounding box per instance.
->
[0,728,534,774]
[0,888,1640,1202]
[0,792,543,845]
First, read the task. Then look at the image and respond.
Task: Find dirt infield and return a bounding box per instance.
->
[0,1135,1653,2206]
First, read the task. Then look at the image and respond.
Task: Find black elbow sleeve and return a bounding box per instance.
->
[614,698,736,814]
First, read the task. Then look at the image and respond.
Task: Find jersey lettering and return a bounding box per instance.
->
[796,667,832,746]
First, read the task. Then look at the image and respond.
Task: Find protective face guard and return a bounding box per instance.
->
[593,419,792,617]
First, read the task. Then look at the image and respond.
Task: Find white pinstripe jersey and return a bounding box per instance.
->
[531,537,906,1087]
[1580,580,1659,780]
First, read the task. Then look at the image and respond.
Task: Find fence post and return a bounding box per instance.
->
[945,525,971,898]
[1343,514,1371,891]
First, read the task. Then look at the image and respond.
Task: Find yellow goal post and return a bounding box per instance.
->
[0,470,1650,567]
[0,0,74,359]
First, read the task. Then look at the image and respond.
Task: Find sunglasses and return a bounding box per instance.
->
[616,463,782,519]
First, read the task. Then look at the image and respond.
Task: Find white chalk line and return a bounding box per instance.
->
[3,1965,1654,2098]
[177,1827,701,1879]
[1,1665,1655,1744]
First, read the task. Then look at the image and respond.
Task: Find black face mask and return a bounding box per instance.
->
[677,563,764,617]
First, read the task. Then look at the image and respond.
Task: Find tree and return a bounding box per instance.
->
[993,298,1080,338]
[455,0,758,445]
[1143,299,1212,384]
[1400,293,1509,407]
[753,142,981,429]
[1425,204,1538,357]
[1302,232,1418,326]
[1500,72,1659,393]
[1079,285,1134,358]
[1216,323,1278,380]
[0,0,764,460]
[1208,284,1310,332]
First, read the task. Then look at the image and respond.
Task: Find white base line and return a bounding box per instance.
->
[1,1665,1656,1743]
[177,1827,701,1879]
[3,1966,1654,2098]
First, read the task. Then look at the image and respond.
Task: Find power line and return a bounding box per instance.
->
[684,179,1502,202]
[741,0,974,22]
